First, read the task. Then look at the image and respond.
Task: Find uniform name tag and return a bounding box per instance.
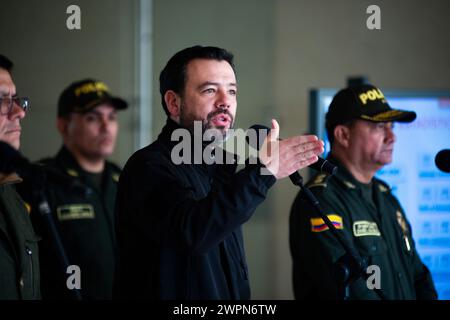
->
[57,204,95,221]
[353,221,381,237]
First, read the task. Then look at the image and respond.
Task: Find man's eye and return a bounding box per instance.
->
[203,88,215,94]
[85,115,97,122]
[229,90,237,96]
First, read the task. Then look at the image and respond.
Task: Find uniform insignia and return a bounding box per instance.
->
[343,180,356,189]
[310,214,343,232]
[24,202,31,214]
[378,184,389,192]
[112,173,120,182]
[57,204,95,221]
[308,173,327,188]
[396,211,412,252]
[396,210,408,234]
[353,220,381,237]
[67,169,79,177]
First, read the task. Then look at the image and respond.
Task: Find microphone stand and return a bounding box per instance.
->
[31,174,83,300]
[290,173,387,300]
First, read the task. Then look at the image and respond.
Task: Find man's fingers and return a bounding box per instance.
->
[283,135,320,148]
[292,141,324,155]
[293,147,323,162]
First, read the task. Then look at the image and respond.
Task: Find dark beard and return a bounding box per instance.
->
[179,106,234,139]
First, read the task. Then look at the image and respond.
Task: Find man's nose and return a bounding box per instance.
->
[385,125,396,143]
[215,90,231,109]
[8,102,26,121]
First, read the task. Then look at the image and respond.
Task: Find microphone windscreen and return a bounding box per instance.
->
[435,149,450,173]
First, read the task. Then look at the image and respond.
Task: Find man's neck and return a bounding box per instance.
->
[66,147,105,173]
[332,151,376,184]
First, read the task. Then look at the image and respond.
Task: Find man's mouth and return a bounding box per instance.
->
[5,128,21,134]
[210,113,231,127]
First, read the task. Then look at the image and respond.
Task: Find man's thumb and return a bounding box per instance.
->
[268,119,279,141]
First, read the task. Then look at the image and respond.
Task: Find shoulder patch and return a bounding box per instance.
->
[353,220,381,237]
[310,214,343,232]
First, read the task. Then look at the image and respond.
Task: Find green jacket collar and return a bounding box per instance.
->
[327,154,390,192]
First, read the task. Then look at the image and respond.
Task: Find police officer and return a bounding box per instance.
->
[0,54,40,299]
[18,79,128,299]
[290,84,438,299]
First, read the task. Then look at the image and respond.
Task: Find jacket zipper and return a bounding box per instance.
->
[26,246,34,297]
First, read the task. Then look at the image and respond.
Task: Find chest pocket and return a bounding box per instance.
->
[354,235,388,262]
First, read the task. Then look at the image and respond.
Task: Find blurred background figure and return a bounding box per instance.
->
[18,79,128,299]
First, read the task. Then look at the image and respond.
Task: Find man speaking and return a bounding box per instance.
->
[114,46,324,299]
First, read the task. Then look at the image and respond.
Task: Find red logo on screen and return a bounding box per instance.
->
[439,98,450,108]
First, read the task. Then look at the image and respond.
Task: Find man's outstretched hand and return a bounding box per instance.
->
[259,119,324,179]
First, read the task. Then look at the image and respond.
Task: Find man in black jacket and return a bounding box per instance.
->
[114,45,324,299]
[0,54,40,299]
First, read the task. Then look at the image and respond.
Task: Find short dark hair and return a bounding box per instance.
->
[326,119,355,148]
[159,45,235,116]
[0,54,13,73]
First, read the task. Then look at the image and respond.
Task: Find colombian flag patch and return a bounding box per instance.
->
[310,214,343,232]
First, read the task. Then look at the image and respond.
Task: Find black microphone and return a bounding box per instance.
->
[435,149,450,173]
[246,124,337,176]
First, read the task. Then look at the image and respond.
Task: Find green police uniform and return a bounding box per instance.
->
[18,146,120,300]
[0,173,41,300]
[290,156,438,300]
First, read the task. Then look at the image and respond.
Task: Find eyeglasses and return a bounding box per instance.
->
[0,96,30,115]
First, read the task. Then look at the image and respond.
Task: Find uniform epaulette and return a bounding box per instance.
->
[374,178,390,193]
[307,173,328,189]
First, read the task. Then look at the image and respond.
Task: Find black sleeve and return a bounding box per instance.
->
[116,153,276,255]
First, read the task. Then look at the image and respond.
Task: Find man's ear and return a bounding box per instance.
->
[334,124,351,148]
[164,90,181,118]
[56,117,68,137]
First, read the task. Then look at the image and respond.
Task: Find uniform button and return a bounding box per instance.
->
[19,277,24,287]
[398,272,403,278]
[371,245,377,252]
